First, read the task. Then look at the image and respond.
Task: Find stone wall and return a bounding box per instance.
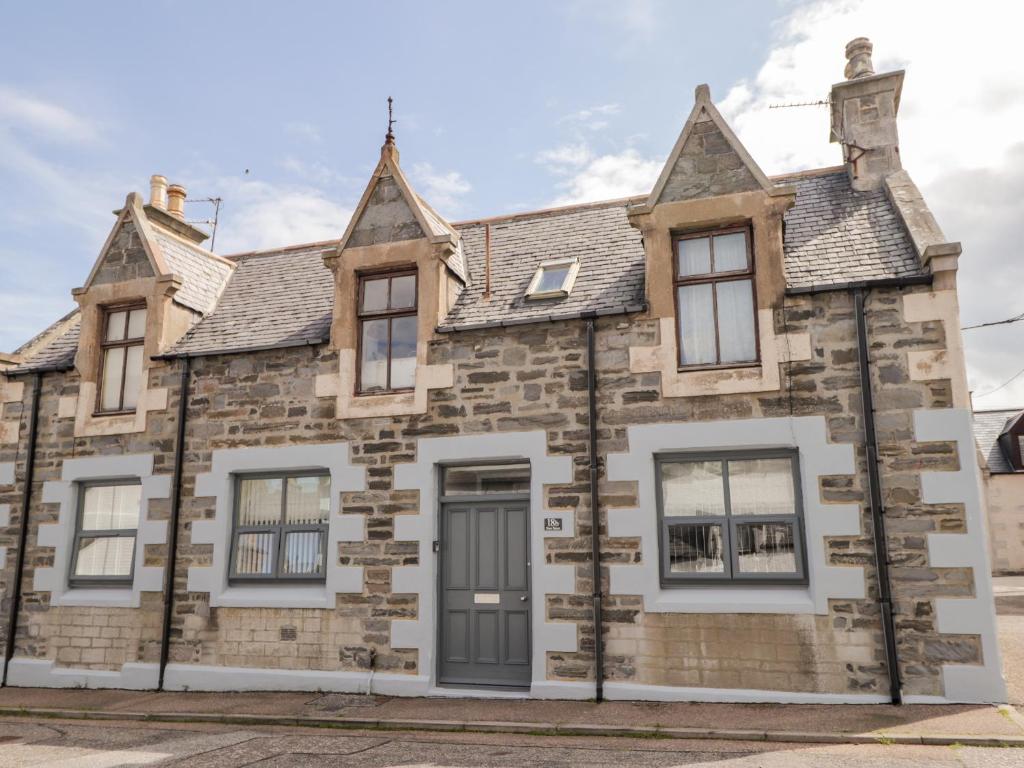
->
[0,282,989,699]
[984,473,1024,575]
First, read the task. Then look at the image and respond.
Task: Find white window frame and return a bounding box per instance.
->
[525,257,581,300]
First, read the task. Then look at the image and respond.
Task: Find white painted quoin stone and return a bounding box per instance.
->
[186,442,365,609]
[606,415,864,615]
[901,408,1007,704]
[34,453,171,609]
[391,431,586,698]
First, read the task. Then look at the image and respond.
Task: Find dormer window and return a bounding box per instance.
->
[525,257,580,300]
[358,269,417,394]
[673,227,757,368]
[98,304,147,413]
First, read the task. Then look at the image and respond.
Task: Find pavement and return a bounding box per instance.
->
[5,717,1024,768]
[2,575,1024,765]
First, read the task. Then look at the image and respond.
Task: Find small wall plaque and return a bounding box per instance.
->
[544,517,563,532]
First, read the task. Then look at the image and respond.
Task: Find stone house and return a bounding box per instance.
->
[0,38,1006,704]
[974,408,1024,575]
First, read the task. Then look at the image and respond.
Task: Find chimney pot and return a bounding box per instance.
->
[166,184,187,221]
[844,37,875,80]
[149,175,168,211]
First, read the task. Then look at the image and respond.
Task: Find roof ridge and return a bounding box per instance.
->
[223,239,341,261]
[974,407,1024,414]
[451,195,646,229]
[771,165,846,181]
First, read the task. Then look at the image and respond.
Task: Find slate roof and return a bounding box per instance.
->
[11,313,81,373]
[780,170,921,288]
[167,243,335,356]
[973,408,1024,474]
[153,231,235,315]
[8,167,928,370]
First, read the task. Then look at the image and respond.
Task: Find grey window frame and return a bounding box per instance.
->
[228,469,330,584]
[654,448,808,587]
[69,478,141,588]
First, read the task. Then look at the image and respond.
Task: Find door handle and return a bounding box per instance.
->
[519,595,528,602]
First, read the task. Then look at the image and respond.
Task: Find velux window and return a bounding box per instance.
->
[674,227,757,368]
[525,257,580,300]
[70,481,141,585]
[99,304,147,413]
[230,472,330,581]
[358,270,417,394]
[656,450,806,585]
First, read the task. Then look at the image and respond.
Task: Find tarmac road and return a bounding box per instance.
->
[2,717,1024,768]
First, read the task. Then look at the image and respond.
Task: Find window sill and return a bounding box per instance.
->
[647,584,816,614]
[675,361,761,373]
[92,409,138,417]
[209,582,334,609]
[49,586,136,608]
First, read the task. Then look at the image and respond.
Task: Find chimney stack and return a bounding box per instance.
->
[166,183,187,220]
[149,174,168,211]
[829,37,904,191]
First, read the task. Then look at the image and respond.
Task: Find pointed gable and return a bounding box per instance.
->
[83,193,167,288]
[648,84,781,206]
[349,172,425,247]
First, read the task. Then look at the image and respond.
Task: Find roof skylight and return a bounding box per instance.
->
[525,257,580,300]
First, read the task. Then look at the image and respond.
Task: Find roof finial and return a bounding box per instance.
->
[385,96,396,145]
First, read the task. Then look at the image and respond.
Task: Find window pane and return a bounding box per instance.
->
[660,461,725,516]
[105,311,127,342]
[286,476,330,524]
[126,308,147,339]
[282,531,325,576]
[74,536,135,577]
[735,522,798,574]
[443,464,531,495]
[238,478,282,526]
[713,232,748,272]
[234,532,276,576]
[360,318,389,391]
[100,346,125,411]
[729,457,796,516]
[389,315,417,389]
[121,344,144,411]
[361,278,388,312]
[716,279,756,363]
[82,484,141,530]
[677,283,716,366]
[677,236,711,277]
[535,265,570,294]
[666,523,724,574]
[390,274,416,309]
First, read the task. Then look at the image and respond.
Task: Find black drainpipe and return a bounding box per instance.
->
[2,372,42,687]
[158,356,191,690]
[853,288,902,705]
[584,315,604,702]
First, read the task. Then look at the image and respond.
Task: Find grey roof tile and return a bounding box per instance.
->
[9,168,929,368]
[153,231,234,314]
[973,408,1024,474]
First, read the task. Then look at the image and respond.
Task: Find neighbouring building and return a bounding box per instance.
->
[974,408,1024,575]
[0,38,1007,704]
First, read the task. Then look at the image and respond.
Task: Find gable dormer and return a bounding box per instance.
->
[627,86,808,398]
[69,179,233,436]
[317,136,462,419]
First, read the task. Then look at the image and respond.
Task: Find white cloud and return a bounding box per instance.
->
[535,143,593,173]
[721,0,1024,407]
[0,85,101,145]
[559,103,622,131]
[211,179,352,254]
[409,163,472,216]
[284,121,322,143]
[549,148,661,206]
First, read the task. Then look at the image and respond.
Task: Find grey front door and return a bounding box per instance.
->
[439,502,531,687]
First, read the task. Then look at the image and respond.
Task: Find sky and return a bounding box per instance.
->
[1,0,1022,408]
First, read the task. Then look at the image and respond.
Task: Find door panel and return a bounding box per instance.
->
[440,502,531,687]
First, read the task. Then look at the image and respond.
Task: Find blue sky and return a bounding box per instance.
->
[2,0,1023,407]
